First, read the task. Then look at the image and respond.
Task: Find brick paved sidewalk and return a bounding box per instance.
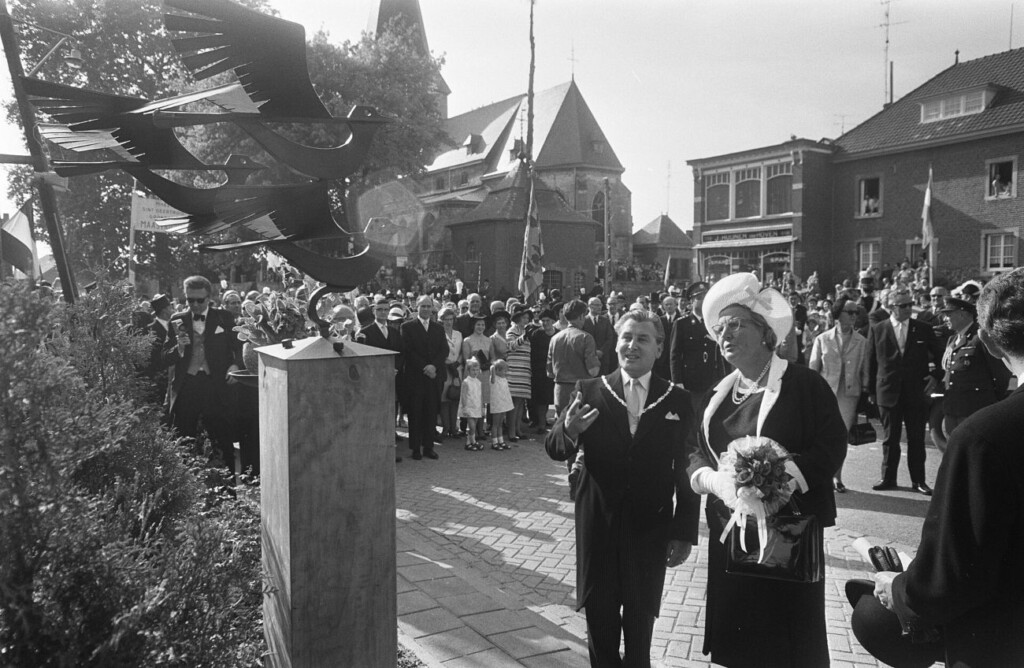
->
[394,431,930,667]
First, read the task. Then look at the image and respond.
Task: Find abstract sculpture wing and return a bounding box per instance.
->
[164,0,331,119]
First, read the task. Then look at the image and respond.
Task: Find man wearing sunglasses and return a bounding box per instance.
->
[164,275,243,468]
[866,290,944,495]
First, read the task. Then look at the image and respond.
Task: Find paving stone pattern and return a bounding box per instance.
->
[394,432,934,667]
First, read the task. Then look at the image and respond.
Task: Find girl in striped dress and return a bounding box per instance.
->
[505,305,533,441]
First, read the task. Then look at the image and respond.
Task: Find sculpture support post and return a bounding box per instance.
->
[259,338,397,667]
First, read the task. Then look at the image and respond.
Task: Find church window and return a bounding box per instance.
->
[766,162,793,215]
[734,168,761,218]
[704,172,729,221]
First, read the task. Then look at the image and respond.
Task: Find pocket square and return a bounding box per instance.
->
[214,325,225,334]
[665,412,680,421]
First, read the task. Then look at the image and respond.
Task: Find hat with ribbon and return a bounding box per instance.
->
[701,273,793,344]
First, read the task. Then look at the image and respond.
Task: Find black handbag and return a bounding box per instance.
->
[848,414,877,446]
[724,505,824,583]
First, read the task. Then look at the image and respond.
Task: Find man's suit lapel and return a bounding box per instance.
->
[631,373,669,447]
[601,369,632,446]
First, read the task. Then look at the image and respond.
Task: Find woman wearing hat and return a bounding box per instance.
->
[687,273,847,667]
[505,305,533,441]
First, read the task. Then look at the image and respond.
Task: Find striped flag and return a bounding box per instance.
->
[1,200,41,280]
[664,254,673,289]
[517,172,544,300]
[921,165,935,250]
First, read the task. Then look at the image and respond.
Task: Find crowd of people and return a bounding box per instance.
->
[121,262,1021,667]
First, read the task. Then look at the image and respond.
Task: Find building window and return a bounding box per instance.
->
[920,89,989,123]
[983,231,1017,272]
[766,162,793,215]
[459,171,469,186]
[857,240,880,272]
[542,270,563,291]
[856,176,882,216]
[573,271,586,293]
[987,157,1016,199]
[734,167,761,218]
[704,172,730,221]
[435,176,445,191]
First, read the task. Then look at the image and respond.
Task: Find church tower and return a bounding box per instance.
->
[369,0,450,118]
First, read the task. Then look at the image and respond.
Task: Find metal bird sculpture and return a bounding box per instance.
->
[161,0,389,180]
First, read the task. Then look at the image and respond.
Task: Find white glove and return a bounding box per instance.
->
[691,467,736,504]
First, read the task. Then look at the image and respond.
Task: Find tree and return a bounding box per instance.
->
[5,0,448,292]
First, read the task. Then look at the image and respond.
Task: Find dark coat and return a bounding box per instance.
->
[940,322,1011,418]
[582,313,616,374]
[163,308,241,413]
[359,320,406,404]
[545,370,701,616]
[668,314,728,395]
[867,317,943,408]
[653,313,679,381]
[399,318,447,391]
[891,386,1024,667]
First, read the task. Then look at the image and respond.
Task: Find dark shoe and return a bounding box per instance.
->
[911,482,933,496]
[508,436,519,443]
[872,480,896,491]
[834,481,847,493]
[395,434,406,442]
[423,449,439,460]
[395,455,403,463]
[411,451,423,461]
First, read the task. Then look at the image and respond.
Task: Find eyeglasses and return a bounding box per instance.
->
[186,297,207,304]
[711,317,754,337]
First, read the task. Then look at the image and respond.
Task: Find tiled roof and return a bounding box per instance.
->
[451,162,598,226]
[836,48,1024,156]
[632,215,692,248]
[427,80,623,173]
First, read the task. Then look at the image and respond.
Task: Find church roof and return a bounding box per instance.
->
[835,47,1024,158]
[428,80,623,174]
[450,162,598,227]
[633,214,693,248]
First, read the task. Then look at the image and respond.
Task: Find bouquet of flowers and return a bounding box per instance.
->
[233,292,310,346]
[717,435,795,562]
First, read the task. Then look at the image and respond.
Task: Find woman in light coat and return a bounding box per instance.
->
[809,297,870,492]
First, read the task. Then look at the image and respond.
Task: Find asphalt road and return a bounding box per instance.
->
[831,423,944,547]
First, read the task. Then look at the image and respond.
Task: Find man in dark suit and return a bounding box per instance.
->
[583,296,616,375]
[654,293,682,380]
[867,290,943,494]
[163,276,242,467]
[400,294,447,460]
[669,282,728,415]
[361,297,406,462]
[145,293,174,414]
[853,267,1024,668]
[546,310,700,667]
[454,292,486,338]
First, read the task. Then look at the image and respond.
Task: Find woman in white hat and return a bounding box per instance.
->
[687,273,847,667]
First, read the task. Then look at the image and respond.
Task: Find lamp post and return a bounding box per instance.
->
[0,0,79,302]
[603,177,611,296]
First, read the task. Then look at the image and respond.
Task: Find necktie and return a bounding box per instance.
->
[626,378,641,435]
[194,314,205,322]
[896,322,906,354]
[380,324,389,339]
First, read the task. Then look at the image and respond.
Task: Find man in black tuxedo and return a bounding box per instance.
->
[360,298,406,462]
[546,310,700,667]
[400,295,447,460]
[867,290,943,494]
[163,276,242,467]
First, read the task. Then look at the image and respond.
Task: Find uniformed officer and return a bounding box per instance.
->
[939,297,1012,438]
[668,281,729,414]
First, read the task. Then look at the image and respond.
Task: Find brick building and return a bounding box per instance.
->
[832,48,1024,286]
[687,138,834,284]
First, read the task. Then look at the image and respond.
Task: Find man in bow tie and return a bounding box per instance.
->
[163,275,242,469]
[546,309,700,667]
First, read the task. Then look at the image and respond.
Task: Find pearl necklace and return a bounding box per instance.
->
[731,356,773,405]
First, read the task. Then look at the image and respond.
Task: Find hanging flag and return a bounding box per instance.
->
[663,254,673,289]
[517,171,544,300]
[1,200,41,279]
[921,165,935,250]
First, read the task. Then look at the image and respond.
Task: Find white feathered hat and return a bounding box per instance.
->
[701,273,793,344]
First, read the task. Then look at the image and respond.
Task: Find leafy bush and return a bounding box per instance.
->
[0,281,264,666]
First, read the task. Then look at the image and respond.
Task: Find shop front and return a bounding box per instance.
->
[694,226,795,283]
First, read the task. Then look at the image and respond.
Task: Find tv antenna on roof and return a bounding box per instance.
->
[879,0,908,105]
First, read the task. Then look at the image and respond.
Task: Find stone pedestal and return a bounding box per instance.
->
[258,338,396,667]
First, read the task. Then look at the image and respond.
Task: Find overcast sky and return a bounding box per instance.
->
[2,0,1020,232]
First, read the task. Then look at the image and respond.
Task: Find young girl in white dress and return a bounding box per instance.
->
[459,358,484,451]
[489,359,514,451]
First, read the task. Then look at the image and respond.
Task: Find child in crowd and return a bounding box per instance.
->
[459,358,484,451]
[489,359,514,450]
